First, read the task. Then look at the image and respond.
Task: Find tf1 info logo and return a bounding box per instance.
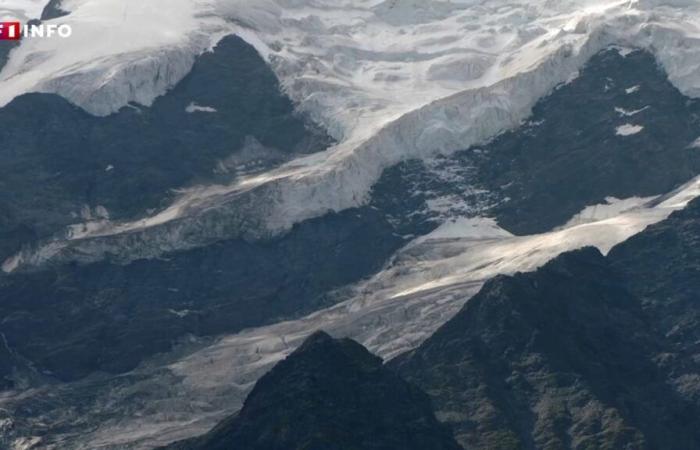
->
[0,21,72,40]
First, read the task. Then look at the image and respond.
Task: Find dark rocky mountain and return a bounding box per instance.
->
[477,49,700,234]
[41,0,69,20]
[608,197,700,377]
[0,207,403,381]
[155,211,700,450]
[0,35,331,261]
[0,334,17,390]
[3,45,700,448]
[2,46,699,390]
[378,49,700,235]
[392,248,700,450]
[160,331,461,450]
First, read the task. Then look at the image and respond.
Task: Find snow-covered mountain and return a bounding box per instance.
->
[3,1,700,449]
[4,0,700,271]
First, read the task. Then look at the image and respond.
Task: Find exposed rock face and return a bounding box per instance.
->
[379,49,700,235]
[392,248,700,450]
[160,331,461,450]
[609,197,700,376]
[0,335,16,390]
[41,0,69,20]
[0,207,403,381]
[476,49,700,234]
[3,46,700,449]
[0,34,331,262]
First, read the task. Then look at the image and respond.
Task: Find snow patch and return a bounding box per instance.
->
[9,437,42,450]
[168,309,193,318]
[615,105,649,116]
[185,102,217,113]
[562,196,655,227]
[616,123,644,135]
[612,45,637,57]
[414,217,513,243]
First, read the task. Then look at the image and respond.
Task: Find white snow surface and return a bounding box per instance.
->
[0,0,232,116]
[615,105,649,116]
[185,102,217,113]
[32,174,700,450]
[562,196,656,227]
[0,0,44,21]
[616,123,645,135]
[2,0,700,267]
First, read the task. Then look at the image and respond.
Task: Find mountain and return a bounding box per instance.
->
[374,48,700,235]
[4,44,700,449]
[0,34,331,263]
[392,248,700,450]
[3,1,700,449]
[159,331,461,450]
[154,205,700,450]
[41,0,68,20]
[5,1,700,270]
[609,196,700,371]
[0,206,403,381]
[4,46,696,385]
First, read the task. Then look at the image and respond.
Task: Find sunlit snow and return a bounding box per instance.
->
[0,0,44,21]
[185,102,217,113]
[615,105,649,116]
[616,123,644,135]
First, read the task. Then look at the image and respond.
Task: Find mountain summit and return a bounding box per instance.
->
[162,331,461,450]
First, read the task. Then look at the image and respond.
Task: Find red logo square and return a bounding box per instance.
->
[0,22,21,41]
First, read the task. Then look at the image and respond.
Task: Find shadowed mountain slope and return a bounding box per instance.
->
[161,331,461,450]
[393,248,700,450]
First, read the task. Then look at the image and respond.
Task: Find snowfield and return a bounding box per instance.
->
[616,123,645,135]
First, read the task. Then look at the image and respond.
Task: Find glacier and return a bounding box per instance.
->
[3,1,700,447]
[0,0,232,116]
[10,173,700,450]
[3,0,700,270]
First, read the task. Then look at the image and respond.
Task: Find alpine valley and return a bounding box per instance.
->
[2,1,700,449]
